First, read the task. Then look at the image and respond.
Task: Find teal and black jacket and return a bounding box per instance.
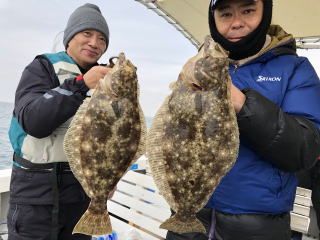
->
[9,52,89,164]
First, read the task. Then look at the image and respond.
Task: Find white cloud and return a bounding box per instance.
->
[0,0,10,10]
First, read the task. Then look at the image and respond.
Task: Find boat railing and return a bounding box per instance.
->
[0,163,319,239]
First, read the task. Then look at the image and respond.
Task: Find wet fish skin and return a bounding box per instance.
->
[64,53,146,235]
[147,36,239,234]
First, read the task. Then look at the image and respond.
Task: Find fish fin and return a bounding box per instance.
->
[146,98,178,210]
[137,103,147,155]
[160,214,206,234]
[64,98,91,195]
[169,81,177,90]
[129,102,147,167]
[136,82,147,159]
[72,209,112,236]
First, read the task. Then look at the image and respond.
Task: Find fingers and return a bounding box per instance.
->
[83,66,112,89]
[100,66,112,75]
[230,83,246,113]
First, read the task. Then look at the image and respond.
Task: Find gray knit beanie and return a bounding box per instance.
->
[63,3,110,49]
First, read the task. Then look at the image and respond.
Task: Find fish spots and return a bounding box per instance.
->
[84,169,93,177]
[117,121,131,138]
[194,93,202,114]
[194,55,230,93]
[177,120,193,140]
[84,115,92,124]
[111,70,138,99]
[164,118,196,141]
[81,141,91,152]
[129,142,139,152]
[146,37,239,233]
[63,53,145,233]
[111,101,122,118]
[97,168,109,178]
[93,151,108,163]
[91,122,111,142]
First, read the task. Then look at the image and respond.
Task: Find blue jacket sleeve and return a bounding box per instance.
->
[281,57,320,127]
[14,56,89,138]
[237,57,320,172]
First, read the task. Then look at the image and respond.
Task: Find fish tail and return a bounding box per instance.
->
[72,209,112,236]
[160,213,206,234]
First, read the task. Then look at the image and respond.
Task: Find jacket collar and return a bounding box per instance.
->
[230,25,297,66]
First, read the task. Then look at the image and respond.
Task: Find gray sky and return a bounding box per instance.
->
[0,0,319,117]
[0,0,196,117]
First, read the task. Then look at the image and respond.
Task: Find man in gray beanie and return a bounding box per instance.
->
[7,3,113,240]
[63,3,110,49]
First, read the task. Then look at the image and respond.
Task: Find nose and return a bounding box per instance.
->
[230,13,244,30]
[88,36,98,48]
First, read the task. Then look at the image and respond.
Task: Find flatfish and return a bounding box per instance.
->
[147,36,239,234]
[63,53,146,235]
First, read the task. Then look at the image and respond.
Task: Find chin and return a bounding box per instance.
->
[84,55,99,63]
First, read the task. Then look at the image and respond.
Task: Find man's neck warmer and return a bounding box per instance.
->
[208,0,273,60]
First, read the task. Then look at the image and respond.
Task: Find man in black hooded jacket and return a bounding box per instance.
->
[166,0,320,239]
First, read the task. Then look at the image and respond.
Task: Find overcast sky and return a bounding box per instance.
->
[0,0,319,117]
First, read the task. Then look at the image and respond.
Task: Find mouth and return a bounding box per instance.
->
[228,37,244,42]
[191,83,203,91]
[83,49,99,57]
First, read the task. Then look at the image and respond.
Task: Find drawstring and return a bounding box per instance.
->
[208,209,216,240]
[50,164,59,240]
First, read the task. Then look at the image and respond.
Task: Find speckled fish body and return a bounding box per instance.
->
[147,36,239,234]
[64,53,146,235]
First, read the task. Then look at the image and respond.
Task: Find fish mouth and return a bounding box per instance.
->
[191,83,203,91]
[108,56,119,68]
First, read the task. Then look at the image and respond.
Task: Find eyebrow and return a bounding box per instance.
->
[216,1,257,11]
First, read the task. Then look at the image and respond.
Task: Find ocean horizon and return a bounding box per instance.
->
[0,101,152,170]
[0,101,14,170]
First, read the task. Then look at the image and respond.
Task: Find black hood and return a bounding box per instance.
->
[208,0,273,60]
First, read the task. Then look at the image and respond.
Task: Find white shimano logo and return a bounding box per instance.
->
[256,75,281,82]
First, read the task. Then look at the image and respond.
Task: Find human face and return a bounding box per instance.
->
[213,0,263,42]
[67,29,107,70]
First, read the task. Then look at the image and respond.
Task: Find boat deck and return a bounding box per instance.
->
[0,166,319,240]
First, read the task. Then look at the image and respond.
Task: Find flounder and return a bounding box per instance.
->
[146,36,239,234]
[63,53,146,235]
